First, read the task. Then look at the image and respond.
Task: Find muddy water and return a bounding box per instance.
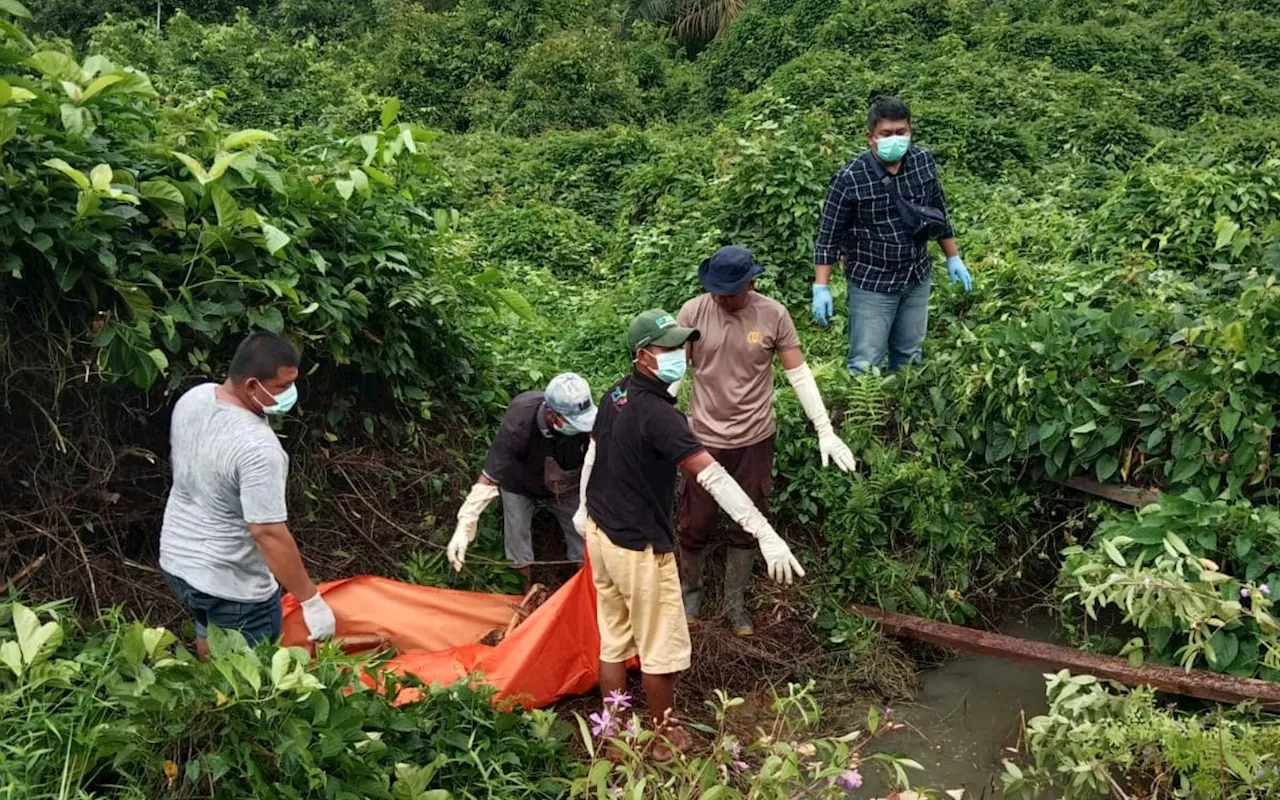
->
[860,612,1055,799]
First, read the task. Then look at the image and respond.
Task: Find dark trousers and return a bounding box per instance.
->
[676,436,775,551]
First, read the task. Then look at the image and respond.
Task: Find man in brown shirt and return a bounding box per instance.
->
[677,245,856,635]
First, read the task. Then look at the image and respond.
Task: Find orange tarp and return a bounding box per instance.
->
[280,569,604,709]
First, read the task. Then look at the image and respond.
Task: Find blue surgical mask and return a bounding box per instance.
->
[648,349,687,384]
[256,383,298,416]
[875,134,911,162]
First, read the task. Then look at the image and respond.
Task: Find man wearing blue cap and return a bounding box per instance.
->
[447,373,597,583]
[676,246,856,636]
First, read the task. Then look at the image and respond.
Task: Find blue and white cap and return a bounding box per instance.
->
[544,372,598,432]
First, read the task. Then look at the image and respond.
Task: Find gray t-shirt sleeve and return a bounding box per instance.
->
[239,445,288,525]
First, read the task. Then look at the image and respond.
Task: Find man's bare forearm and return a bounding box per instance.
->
[249,523,318,601]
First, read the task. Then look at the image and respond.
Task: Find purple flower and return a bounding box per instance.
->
[732,760,749,773]
[625,717,641,739]
[590,709,616,738]
[1261,585,1271,597]
[605,690,633,710]
[722,740,743,759]
[1242,587,1252,599]
[884,706,894,717]
[837,769,863,790]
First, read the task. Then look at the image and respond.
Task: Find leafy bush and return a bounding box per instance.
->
[571,683,926,798]
[1004,672,1280,799]
[500,27,645,135]
[1060,492,1280,679]
[0,601,574,798]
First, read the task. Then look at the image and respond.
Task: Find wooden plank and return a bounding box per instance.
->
[1062,476,1159,508]
[854,604,1280,707]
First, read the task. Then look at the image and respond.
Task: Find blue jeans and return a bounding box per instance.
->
[846,276,931,373]
[163,571,282,644]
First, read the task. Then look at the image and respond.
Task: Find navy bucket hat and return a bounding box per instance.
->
[698,245,765,295]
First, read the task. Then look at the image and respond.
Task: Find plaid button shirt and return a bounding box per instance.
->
[813,147,954,294]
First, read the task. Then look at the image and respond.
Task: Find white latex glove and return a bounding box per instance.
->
[785,362,856,473]
[756,528,804,585]
[819,430,857,472]
[300,592,336,641]
[448,482,499,571]
[573,439,596,536]
[695,461,805,585]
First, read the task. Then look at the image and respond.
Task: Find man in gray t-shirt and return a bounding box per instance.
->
[160,331,335,656]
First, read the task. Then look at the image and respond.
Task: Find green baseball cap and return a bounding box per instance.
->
[627,309,700,354]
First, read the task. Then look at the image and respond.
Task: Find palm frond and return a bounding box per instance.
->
[671,0,745,43]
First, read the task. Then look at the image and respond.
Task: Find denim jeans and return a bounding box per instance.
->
[163,570,282,644]
[846,276,931,373]
[501,488,584,568]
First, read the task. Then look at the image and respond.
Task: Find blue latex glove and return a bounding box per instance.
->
[946,255,972,292]
[811,283,833,326]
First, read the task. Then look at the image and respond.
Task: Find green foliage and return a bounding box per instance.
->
[1004,672,1280,799]
[572,682,925,798]
[0,601,574,798]
[501,27,644,135]
[1060,492,1280,678]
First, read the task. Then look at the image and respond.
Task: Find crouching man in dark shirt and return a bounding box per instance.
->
[447,373,598,584]
[572,309,805,760]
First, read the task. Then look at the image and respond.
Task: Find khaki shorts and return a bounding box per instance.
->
[586,518,691,675]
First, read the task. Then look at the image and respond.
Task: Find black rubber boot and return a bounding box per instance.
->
[679,548,707,621]
[723,547,756,637]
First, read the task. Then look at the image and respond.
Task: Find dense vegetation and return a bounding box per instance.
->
[2,0,1280,796]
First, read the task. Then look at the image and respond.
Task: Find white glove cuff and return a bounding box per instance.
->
[301,592,327,611]
[695,461,775,542]
[784,362,833,437]
[456,482,499,542]
[578,439,597,510]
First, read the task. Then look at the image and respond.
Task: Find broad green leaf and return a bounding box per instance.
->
[357,134,378,163]
[349,168,370,197]
[207,151,246,182]
[0,113,16,148]
[81,73,123,101]
[495,288,534,321]
[89,163,112,192]
[208,182,238,228]
[140,179,185,207]
[0,0,32,18]
[59,79,81,102]
[0,640,21,678]
[170,151,208,183]
[0,78,9,105]
[1071,420,1097,434]
[334,178,354,200]
[43,157,89,189]
[380,97,401,128]
[1102,539,1125,567]
[60,103,90,136]
[270,647,291,686]
[260,223,290,255]
[25,50,80,82]
[1094,453,1118,483]
[146,348,168,373]
[222,128,277,150]
[1220,320,1245,355]
[1220,407,1241,440]
[1214,216,1240,250]
[14,602,62,666]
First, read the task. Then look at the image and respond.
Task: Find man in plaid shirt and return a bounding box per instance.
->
[811,96,973,372]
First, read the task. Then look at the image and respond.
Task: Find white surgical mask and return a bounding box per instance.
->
[254,382,298,416]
